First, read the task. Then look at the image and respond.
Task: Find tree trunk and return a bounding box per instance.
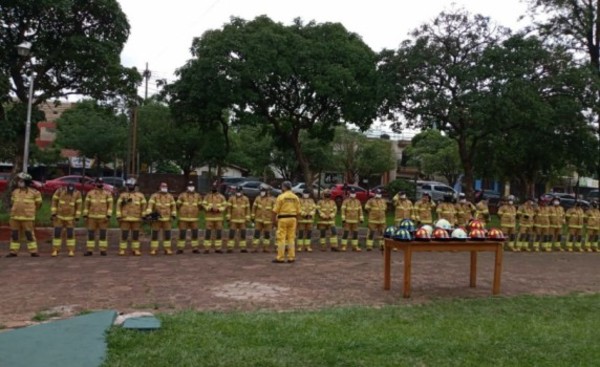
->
[290,133,313,191]
[457,138,475,201]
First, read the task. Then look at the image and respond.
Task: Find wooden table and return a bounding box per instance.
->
[383,239,503,298]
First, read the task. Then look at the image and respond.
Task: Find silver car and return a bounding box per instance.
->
[416,180,457,202]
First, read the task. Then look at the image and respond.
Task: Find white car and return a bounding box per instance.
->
[291,182,324,197]
[416,180,457,202]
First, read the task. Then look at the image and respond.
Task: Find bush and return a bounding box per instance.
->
[386,179,417,201]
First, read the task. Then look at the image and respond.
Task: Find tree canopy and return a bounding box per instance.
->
[165,15,382,189]
[405,130,461,186]
[0,0,141,171]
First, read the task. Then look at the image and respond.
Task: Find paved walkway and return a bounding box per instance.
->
[1,237,599,327]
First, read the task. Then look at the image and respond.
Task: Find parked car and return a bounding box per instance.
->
[225,180,280,201]
[542,193,590,210]
[217,176,258,194]
[329,184,374,206]
[42,175,117,195]
[416,181,457,202]
[586,190,599,203]
[0,172,45,193]
[291,182,325,197]
[101,176,125,189]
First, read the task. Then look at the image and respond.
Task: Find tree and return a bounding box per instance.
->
[0,0,141,171]
[356,138,396,187]
[55,100,127,174]
[405,130,462,186]
[525,0,600,188]
[379,9,510,199]
[166,16,381,190]
[475,35,599,197]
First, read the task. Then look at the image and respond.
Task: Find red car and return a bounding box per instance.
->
[42,175,117,195]
[329,184,375,206]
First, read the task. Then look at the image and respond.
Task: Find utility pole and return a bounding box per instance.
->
[128,106,138,177]
[143,62,151,103]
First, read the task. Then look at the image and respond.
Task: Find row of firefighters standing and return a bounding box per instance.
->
[9,172,600,256]
[7,175,390,257]
[394,192,600,252]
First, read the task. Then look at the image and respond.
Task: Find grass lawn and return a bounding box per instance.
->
[103,294,600,367]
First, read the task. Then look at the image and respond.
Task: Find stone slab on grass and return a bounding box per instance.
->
[122,316,161,331]
[0,310,117,367]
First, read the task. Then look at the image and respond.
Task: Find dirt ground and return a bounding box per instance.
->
[1,234,599,327]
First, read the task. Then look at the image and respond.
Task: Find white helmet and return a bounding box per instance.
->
[434,219,452,230]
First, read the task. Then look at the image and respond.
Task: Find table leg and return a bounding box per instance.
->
[493,244,503,295]
[403,246,412,298]
[384,242,391,290]
[470,251,477,288]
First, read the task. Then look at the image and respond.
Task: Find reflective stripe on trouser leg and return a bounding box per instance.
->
[204,229,212,249]
[53,227,63,248]
[191,229,199,248]
[178,228,187,249]
[99,229,108,250]
[120,230,129,250]
[253,229,260,248]
[240,229,247,248]
[151,230,159,249]
[25,231,37,252]
[351,231,358,248]
[164,230,172,249]
[330,226,339,247]
[366,229,374,249]
[320,229,326,247]
[132,229,140,250]
[87,230,96,250]
[10,230,20,251]
[297,230,304,247]
[341,230,349,247]
[228,229,235,248]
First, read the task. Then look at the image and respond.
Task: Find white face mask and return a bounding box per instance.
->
[160,187,168,193]
[17,181,25,188]
[400,195,406,199]
[260,191,266,197]
[350,193,356,198]
[508,201,513,205]
[460,199,466,203]
[303,194,309,198]
[187,186,194,192]
[236,192,242,197]
[376,194,382,198]
[553,201,559,206]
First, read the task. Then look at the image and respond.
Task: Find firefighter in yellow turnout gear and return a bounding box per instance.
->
[227,186,251,252]
[272,181,300,263]
[547,197,565,251]
[516,198,535,251]
[392,191,413,226]
[585,202,600,252]
[202,185,227,253]
[252,186,276,252]
[145,182,177,255]
[565,203,585,252]
[7,173,42,257]
[497,197,517,251]
[456,193,475,227]
[413,193,435,225]
[316,189,339,251]
[436,194,457,226]
[297,189,316,252]
[116,179,146,256]
[340,188,363,252]
[474,198,490,227]
[176,181,202,254]
[534,197,551,252]
[51,183,82,257]
[364,189,387,251]
[83,178,113,256]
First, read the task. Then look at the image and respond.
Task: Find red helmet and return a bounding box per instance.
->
[487,228,505,240]
[432,228,450,240]
[467,219,484,232]
[469,228,486,240]
[414,227,431,241]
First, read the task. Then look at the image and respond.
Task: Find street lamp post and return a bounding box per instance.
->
[16,41,35,173]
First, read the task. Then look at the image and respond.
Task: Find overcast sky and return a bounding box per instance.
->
[117,0,530,98]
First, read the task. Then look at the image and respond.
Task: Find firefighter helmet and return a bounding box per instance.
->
[398,218,416,233]
[469,228,487,240]
[434,218,452,230]
[414,227,431,241]
[432,228,450,240]
[383,225,397,239]
[393,228,412,241]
